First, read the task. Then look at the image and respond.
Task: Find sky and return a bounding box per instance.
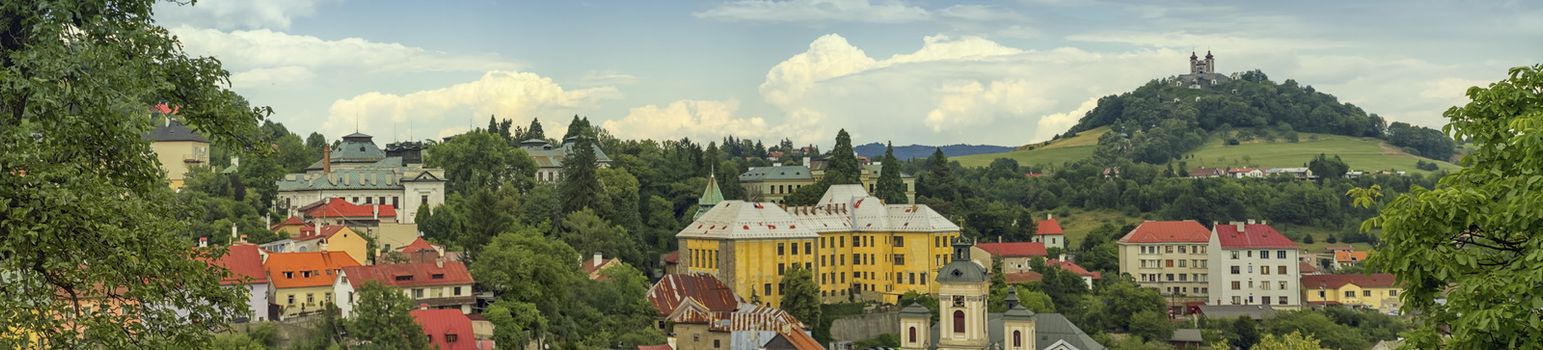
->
[154,0,1543,148]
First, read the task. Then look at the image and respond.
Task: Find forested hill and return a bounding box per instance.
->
[854,143,1012,161]
[1061,70,1456,163]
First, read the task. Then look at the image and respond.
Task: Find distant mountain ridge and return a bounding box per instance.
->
[854,143,1013,161]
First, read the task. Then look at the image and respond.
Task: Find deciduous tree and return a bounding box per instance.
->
[780,266,822,330]
[347,282,430,350]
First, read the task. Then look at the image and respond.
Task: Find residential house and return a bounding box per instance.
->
[1207,221,1301,309]
[275,132,445,224]
[518,137,612,183]
[1187,167,1227,178]
[1301,273,1401,314]
[270,216,309,238]
[146,114,209,190]
[1118,221,1212,301]
[334,260,476,318]
[265,251,361,320]
[410,308,485,350]
[1035,215,1066,250]
[1046,259,1102,289]
[582,253,624,280]
[291,225,371,265]
[1333,250,1370,270]
[371,222,422,257]
[737,165,815,204]
[207,244,272,322]
[975,242,1047,273]
[1227,167,1264,178]
[1264,167,1315,179]
[395,237,444,263]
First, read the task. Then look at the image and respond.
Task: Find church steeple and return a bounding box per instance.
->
[692,172,725,221]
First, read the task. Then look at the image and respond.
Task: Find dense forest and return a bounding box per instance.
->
[1064,70,1458,164]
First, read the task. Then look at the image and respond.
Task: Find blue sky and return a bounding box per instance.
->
[155,0,1543,147]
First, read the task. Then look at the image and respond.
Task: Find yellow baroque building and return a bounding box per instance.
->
[679,184,959,306]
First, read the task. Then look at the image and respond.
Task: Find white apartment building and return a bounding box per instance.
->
[1207,220,1302,309]
[1117,221,1213,300]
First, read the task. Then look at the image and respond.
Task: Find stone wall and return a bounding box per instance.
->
[829,310,899,342]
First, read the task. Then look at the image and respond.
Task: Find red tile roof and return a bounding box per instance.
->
[265,251,361,289]
[411,308,477,350]
[1119,220,1211,243]
[340,261,474,289]
[270,216,307,231]
[581,256,622,281]
[781,326,824,350]
[208,245,268,285]
[1300,261,1320,274]
[400,237,437,253]
[1214,223,1298,249]
[303,197,397,219]
[976,242,1047,258]
[1004,271,1043,284]
[662,250,680,264]
[1037,216,1064,235]
[1047,259,1101,279]
[647,273,740,316]
[1301,273,1397,289]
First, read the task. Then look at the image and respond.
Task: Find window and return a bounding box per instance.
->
[1165,274,1174,281]
[1262,296,1272,305]
[288,295,295,304]
[1231,266,1240,274]
[893,254,905,265]
[1318,290,1327,298]
[953,310,966,333]
[413,289,424,298]
[1178,246,1187,253]
[1165,246,1174,254]
[1179,260,1187,268]
[1259,250,1269,259]
[791,242,798,255]
[1262,266,1271,275]
[453,287,462,296]
[1279,281,1288,290]
[853,235,862,247]
[1013,330,1022,347]
[714,339,720,348]
[1363,290,1372,297]
[1389,290,1398,297]
[893,236,904,247]
[1278,265,1287,275]
[306,294,314,303]
[421,195,429,207]
[778,243,786,255]
[778,264,785,275]
[896,272,903,282]
[1166,260,1174,268]
[1247,251,1253,258]
[840,237,846,247]
[392,197,399,208]
[765,283,772,296]
[1280,297,1289,305]
[805,242,812,254]
[1345,291,1356,298]
[853,255,861,265]
[1277,250,1287,259]
[909,327,917,343]
[1231,281,1241,290]
[1231,251,1240,259]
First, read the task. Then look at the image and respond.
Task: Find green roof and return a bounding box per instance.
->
[699,174,725,206]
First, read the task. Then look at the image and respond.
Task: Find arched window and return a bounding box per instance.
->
[1013,330,1022,347]
[952,310,965,333]
[908,327,917,343]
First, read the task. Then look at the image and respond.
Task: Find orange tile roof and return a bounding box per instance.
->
[209,245,269,285]
[264,251,361,289]
[1119,220,1211,243]
[1046,259,1101,279]
[340,261,473,289]
[1335,250,1369,263]
[1037,216,1064,235]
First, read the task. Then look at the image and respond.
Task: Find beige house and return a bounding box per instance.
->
[147,119,209,190]
[1118,221,1213,301]
[739,162,916,204]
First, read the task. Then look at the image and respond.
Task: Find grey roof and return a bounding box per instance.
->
[519,140,611,168]
[936,260,988,283]
[146,120,209,143]
[925,313,1104,350]
[329,133,387,163]
[1197,305,1278,320]
[739,165,814,182]
[1171,329,1205,343]
[277,158,444,192]
[1003,305,1035,320]
[900,303,931,317]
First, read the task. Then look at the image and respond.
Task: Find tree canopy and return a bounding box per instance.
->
[347,282,430,350]
[1,0,263,346]
[1358,64,1543,349]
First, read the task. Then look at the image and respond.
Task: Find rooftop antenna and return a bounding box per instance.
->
[353,111,360,133]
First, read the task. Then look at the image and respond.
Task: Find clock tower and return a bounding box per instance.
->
[936,238,989,349]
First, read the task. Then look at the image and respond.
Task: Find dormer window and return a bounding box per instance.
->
[431,273,445,280]
[284,272,294,279]
[394,275,414,281]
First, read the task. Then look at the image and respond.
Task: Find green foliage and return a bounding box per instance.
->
[1129,310,1176,342]
[525,117,546,140]
[211,333,267,350]
[1083,277,1166,334]
[347,282,429,350]
[784,130,862,205]
[426,130,536,195]
[1229,317,1261,350]
[1385,121,1456,160]
[486,300,546,350]
[1251,331,1325,350]
[559,208,641,267]
[917,148,961,202]
[1307,153,1349,179]
[875,142,909,204]
[0,0,264,346]
[560,134,602,213]
[780,266,822,330]
[1112,336,1177,350]
[1261,311,1368,350]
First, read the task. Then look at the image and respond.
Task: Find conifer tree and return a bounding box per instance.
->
[560,134,601,213]
[875,141,908,203]
[526,117,546,140]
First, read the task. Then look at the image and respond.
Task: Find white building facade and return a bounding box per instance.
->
[275,133,445,223]
[1207,220,1302,309]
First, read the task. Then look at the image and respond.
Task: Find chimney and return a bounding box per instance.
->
[435,256,444,268]
[320,240,329,252]
[322,145,332,175]
[1235,221,1245,233]
[231,223,238,243]
[239,234,248,244]
[593,253,604,267]
[373,205,379,220]
[198,237,208,248]
[1047,213,1053,220]
[1247,219,1256,225]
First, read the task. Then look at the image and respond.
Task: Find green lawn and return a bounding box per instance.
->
[959,129,1459,175]
[1051,208,1147,249]
[1185,133,1459,173]
[956,128,1107,168]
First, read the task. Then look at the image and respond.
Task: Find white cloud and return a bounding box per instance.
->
[1420,78,1487,101]
[155,0,333,30]
[579,70,640,87]
[603,100,772,141]
[1033,97,1099,142]
[756,33,1174,145]
[171,26,520,76]
[229,66,315,86]
[937,5,1024,22]
[324,71,620,141]
[694,0,930,23]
